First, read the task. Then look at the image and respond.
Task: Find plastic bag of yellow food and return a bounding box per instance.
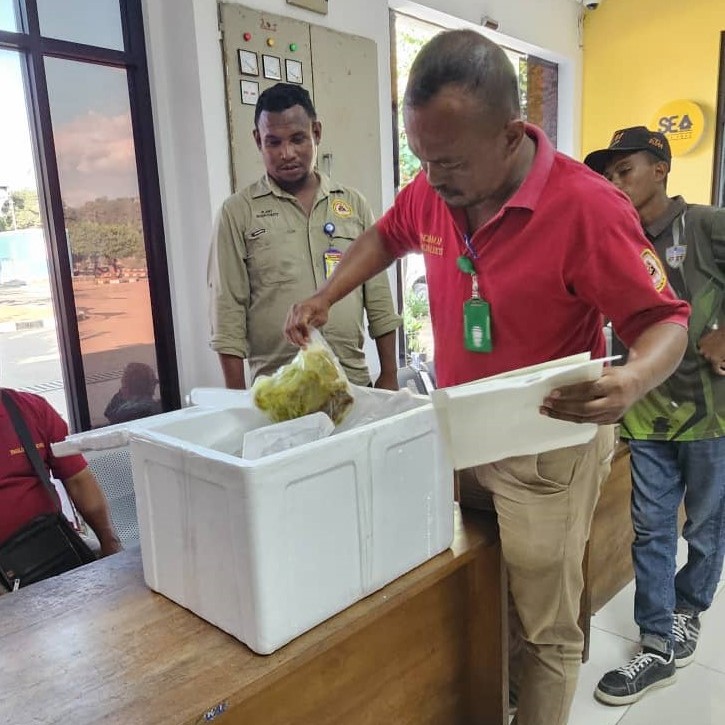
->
[252,329,354,425]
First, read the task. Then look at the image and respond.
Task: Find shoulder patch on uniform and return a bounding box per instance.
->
[332,198,353,218]
[641,248,668,292]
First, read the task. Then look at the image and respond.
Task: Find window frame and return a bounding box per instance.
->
[712,31,725,207]
[0,0,179,430]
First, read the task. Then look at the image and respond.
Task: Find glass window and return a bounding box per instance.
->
[45,56,160,428]
[520,55,559,147]
[36,0,124,50]
[0,50,68,419]
[0,0,21,32]
[1,0,177,431]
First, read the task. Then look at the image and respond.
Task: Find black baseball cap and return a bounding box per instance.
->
[583,126,671,175]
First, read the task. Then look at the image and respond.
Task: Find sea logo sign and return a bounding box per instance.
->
[651,100,705,156]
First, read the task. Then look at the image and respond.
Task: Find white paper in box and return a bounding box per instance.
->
[126,391,453,655]
[431,354,614,470]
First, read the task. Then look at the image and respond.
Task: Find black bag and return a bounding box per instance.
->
[0,390,96,592]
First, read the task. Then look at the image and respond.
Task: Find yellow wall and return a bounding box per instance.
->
[581,0,724,204]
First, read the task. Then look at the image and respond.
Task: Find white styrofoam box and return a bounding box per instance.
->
[128,391,453,655]
[431,355,614,470]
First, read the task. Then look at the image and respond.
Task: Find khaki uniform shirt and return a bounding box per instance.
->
[208,173,401,385]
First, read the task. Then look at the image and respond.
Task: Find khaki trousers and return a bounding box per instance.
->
[460,425,615,725]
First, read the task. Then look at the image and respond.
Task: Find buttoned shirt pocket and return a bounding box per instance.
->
[328,220,364,248]
[245,228,299,286]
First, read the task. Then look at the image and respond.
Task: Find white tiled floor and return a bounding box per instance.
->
[567,541,725,724]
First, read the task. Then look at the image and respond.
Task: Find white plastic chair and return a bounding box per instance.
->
[83,447,139,546]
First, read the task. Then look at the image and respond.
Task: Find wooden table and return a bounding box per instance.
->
[0,508,507,725]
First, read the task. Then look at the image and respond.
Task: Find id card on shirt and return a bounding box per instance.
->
[323,248,343,279]
[463,298,492,352]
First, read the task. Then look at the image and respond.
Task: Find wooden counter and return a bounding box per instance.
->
[587,441,635,613]
[580,441,635,660]
[0,508,507,725]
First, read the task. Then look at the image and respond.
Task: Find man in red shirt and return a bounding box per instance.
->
[285,30,688,725]
[0,390,122,568]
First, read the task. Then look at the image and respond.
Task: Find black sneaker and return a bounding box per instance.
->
[673,611,701,668]
[594,649,676,706]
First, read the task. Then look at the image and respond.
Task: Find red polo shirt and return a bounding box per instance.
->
[377,124,690,387]
[0,391,87,543]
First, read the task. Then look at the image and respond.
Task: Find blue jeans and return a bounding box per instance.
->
[629,437,725,648]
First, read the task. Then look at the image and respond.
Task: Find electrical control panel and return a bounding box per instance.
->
[219,3,382,214]
[287,0,329,15]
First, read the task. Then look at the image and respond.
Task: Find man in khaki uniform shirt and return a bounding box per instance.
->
[208,83,401,388]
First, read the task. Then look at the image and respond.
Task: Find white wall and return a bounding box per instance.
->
[143,0,582,396]
[398,0,581,62]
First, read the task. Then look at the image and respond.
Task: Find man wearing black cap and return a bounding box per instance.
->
[585,127,725,706]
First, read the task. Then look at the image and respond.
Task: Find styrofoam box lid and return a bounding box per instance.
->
[54,406,246,456]
[431,354,611,470]
[57,387,431,460]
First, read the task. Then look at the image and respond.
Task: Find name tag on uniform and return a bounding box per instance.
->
[665,243,687,269]
[323,248,343,279]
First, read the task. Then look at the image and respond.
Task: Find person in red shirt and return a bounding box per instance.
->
[285,30,688,725]
[0,389,122,561]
